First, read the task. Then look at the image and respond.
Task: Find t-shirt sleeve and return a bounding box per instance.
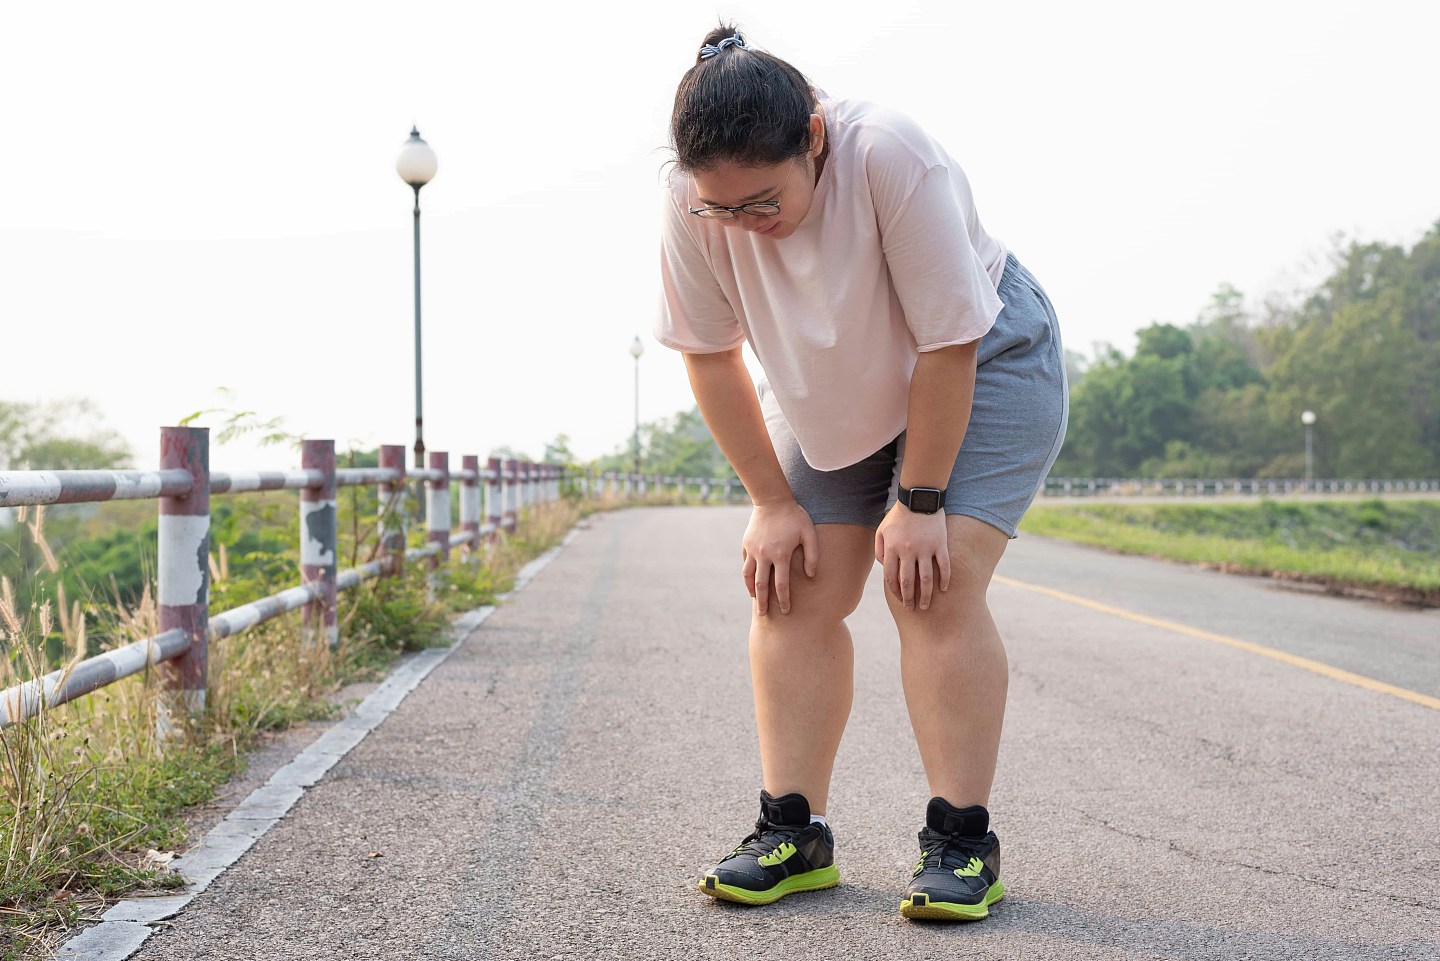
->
[877,164,1004,352]
[655,190,746,354]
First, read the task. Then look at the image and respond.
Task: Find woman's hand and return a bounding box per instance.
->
[875,502,951,611]
[741,499,818,617]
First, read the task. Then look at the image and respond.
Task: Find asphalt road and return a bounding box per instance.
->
[127,506,1439,960]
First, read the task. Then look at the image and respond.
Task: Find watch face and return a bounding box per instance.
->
[907,488,942,514]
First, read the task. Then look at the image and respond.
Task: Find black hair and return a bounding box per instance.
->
[670,24,816,173]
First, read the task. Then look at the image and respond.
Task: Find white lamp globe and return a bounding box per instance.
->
[630,336,645,359]
[396,127,438,188]
[1301,410,1317,426]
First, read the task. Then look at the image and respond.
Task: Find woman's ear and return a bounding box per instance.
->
[809,112,825,157]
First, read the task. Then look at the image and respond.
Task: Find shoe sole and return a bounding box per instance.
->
[698,865,841,905]
[900,880,1005,920]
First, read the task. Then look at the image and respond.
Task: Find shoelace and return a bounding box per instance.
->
[914,827,987,875]
[732,817,805,859]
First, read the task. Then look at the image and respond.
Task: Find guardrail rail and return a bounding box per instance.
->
[0,426,742,732]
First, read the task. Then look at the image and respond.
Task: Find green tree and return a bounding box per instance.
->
[593,406,737,480]
[1054,335,1197,476]
[1053,221,1440,480]
[2,398,134,601]
[1259,227,1440,477]
[0,397,130,471]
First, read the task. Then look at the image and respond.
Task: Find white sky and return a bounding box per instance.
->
[3,0,1437,471]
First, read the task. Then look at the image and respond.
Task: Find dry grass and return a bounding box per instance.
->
[0,491,615,958]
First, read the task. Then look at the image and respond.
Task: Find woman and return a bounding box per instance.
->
[655,25,1068,922]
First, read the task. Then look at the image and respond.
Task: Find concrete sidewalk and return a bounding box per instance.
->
[99,507,1437,960]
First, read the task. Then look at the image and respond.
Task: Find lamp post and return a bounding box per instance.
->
[630,336,644,477]
[396,127,438,518]
[1301,410,1316,490]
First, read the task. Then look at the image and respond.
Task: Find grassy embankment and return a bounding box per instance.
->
[0,484,682,959]
[1019,498,1440,605]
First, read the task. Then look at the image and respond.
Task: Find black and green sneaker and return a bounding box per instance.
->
[698,790,840,905]
[899,797,1004,921]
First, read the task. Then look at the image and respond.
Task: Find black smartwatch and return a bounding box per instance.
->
[898,486,945,514]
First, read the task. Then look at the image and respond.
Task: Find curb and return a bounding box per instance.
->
[54,529,581,960]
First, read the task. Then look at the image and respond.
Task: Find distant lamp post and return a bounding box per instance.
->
[630,336,644,476]
[396,126,438,516]
[1301,410,1317,489]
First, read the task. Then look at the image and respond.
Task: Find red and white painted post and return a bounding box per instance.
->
[460,454,481,555]
[504,458,519,532]
[379,445,407,577]
[300,439,338,649]
[157,426,210,736]
[427,451,450,569]
[486,456,503,542]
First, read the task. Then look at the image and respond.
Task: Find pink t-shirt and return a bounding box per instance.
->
[656,95,1008,471]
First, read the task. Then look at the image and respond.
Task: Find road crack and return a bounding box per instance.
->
[1076,810,1439,912]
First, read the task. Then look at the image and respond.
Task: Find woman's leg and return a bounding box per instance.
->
[750,523,875,815]
[886,514,1011,808]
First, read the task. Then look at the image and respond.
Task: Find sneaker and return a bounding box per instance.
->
[698,790,840,905]
[899,797,1004,921]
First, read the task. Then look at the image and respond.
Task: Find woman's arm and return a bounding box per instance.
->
[683,347,818,616]
[875,341,979,610]
[899,342,978,491]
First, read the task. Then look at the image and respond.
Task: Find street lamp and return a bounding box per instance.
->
[630,336,644,477]
[1301,410,1316,490]
[396,126,437,517]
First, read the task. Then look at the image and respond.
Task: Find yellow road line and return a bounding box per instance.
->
[992,575,1440,712]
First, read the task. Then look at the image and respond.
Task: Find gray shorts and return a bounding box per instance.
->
[760,252,1069,538]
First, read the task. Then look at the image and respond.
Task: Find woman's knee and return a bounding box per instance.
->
[886,587,991,641]
[754,542,869,632]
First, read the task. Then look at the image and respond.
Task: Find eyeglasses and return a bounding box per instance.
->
[688,199,781,220]
[689,165,795,220]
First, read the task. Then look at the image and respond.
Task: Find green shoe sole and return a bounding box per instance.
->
[900,879,1004,920]
[698,864,841,905]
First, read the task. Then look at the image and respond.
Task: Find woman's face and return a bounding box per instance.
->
[689,114,825,241]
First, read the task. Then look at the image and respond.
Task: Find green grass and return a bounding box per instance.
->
[1019,499,1440,602]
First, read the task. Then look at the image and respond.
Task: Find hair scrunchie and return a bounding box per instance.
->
[699,34,749,59]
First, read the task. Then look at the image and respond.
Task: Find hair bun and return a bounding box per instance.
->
[697,25,749,62]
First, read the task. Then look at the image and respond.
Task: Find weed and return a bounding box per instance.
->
[1,486,604,954]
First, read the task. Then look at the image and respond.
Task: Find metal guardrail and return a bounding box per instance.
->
[0,431,566,730]
[0,429,745,731]
[1040,477,1440,497]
